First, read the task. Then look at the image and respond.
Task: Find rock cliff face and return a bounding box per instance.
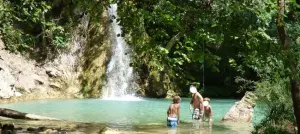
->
[0,9,110,102]
[222,91,257,122]
[80,9,110,98]
[0,38,76,101]
[138,68,178,98]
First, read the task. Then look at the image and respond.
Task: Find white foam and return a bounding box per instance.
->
[101,4,138,98]
[101,95,144,101]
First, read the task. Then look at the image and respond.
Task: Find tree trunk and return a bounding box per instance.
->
[277,0,300,132]
[0,108,59,121]
[0,108,26,119]
[291,80,300,133]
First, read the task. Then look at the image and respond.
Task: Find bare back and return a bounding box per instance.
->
[204,105,212,118]
[167,103,180,118]
[190,92,203,109]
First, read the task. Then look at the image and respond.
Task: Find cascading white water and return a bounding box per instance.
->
[102,4,140,100]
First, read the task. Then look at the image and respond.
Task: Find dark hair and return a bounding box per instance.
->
[173,96,181,103]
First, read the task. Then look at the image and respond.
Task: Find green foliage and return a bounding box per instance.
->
[0,0,109,59]
[116,0,300,131]
[240,45,296,133]
[116,0,283,94]
[0,0,72,57]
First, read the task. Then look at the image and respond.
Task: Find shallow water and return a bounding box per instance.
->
[0,98,258,133]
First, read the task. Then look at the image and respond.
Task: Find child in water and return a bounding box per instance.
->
[167,96,181,127]
[203,97,213,126]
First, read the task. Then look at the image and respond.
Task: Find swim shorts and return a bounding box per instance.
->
[192,108,203,120]
[167,117,178,127]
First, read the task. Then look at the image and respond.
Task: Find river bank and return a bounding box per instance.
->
[0,117,107,133]
[0,117,253,134]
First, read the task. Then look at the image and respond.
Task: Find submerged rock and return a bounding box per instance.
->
[222,91,257,123]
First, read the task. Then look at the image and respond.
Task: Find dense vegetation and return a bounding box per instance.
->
[0,0,108,60]
[1,0,300,133]
[116,0,300,133]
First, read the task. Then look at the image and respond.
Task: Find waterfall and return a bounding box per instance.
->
[101,4,139,100]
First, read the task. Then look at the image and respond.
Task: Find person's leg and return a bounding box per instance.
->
[192,108,200,120]
[200,103,204,117]
[209,118,213,127]
[167,118,171,127]
[172,118,178,128]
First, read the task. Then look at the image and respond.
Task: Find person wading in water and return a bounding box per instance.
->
[167,96,181,128]
[189,85,204,122]
[203,97,213,126]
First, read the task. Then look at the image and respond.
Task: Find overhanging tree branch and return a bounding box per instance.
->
[165,31,185,51]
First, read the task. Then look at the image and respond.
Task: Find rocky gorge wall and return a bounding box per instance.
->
[0,8,110,102]
[0,4,177,102]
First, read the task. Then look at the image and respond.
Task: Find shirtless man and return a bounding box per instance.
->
[189,86,204,121]
[167,96,181,127]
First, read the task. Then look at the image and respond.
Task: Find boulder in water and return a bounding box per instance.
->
[222,91,257,123]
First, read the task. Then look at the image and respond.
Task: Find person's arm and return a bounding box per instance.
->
[197,93,203,103]
[189,97,193,112]
[197,93,204,110]
[177,105,180,124]
[167,105,170,116]
[209,106,213,126]
[209,106,212,118]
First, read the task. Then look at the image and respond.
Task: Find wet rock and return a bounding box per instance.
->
[27,127,36,132]
[1,124,16,134]
[222,91,257,122]
[15,127,22,130]
[2,124,8,129]
[145,70,176,98]
[7,124,14,130]
[37,126,48,132]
